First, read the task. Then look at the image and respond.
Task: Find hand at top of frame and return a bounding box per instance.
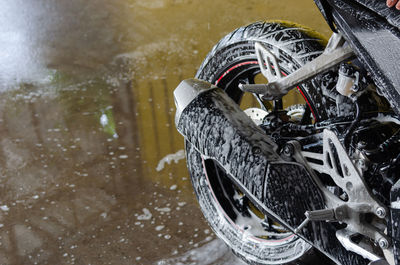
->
[387,0,400,10]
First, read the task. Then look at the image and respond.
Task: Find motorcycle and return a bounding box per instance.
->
[173,0,400,264]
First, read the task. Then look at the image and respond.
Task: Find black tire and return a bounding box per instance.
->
[187,21,335,265]
[196,21,335,121]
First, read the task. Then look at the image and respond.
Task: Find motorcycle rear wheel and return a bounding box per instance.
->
[187,21,335,265]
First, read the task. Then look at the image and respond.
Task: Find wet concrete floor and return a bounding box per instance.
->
[0,0,330,264]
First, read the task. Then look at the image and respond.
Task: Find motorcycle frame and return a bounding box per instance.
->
[314,1,400,264]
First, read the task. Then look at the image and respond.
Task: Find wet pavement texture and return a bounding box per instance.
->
[0,0,330,264]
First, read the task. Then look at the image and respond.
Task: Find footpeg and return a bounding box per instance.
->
[295,208,335,233]
[306,208,336,221]
[294,207,346,233]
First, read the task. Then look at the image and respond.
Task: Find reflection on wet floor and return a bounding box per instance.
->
[0,0,330,264]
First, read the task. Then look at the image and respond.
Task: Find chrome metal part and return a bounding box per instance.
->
[300,130,387,219]
[336,229,382,262]
[255,42,283,82]
[306,208,336,221]
[294,208,336,233]
[376,207,387,219]
[291,129,390,260]
[383,247,395,265]
[324,31,346,53]
[174,79,217,126]
[379,238,390,249]
[237,42,284,96]
[239,33,354,100]
[243,107,269,126]
[293,217,310,234]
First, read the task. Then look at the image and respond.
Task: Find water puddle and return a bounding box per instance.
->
[156,239,246,265]
[0,0,330,264]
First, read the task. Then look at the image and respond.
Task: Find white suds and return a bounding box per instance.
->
[0,205,9,212]
[156,150,185,171]
[137,208,152,220]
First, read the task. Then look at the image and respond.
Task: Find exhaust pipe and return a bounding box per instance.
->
[174,79,324,222]
[173,79,368,265]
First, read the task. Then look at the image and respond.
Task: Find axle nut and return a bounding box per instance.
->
[282,144,294,157]
[378,238,389,249]
[375,207,386,219]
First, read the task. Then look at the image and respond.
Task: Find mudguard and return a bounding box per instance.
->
[174,79,369,265]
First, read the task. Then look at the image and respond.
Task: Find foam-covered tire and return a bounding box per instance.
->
[187,21,335,265]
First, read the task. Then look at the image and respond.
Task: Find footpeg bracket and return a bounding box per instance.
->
[240,33,355,100]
